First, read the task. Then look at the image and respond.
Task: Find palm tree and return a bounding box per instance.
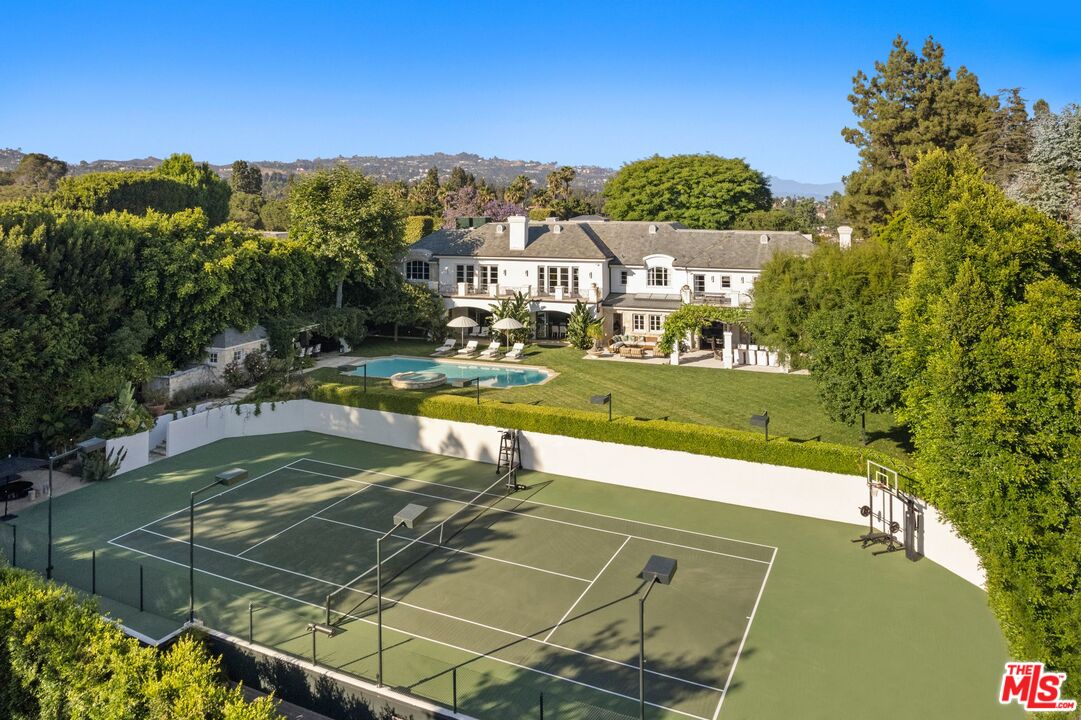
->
[487,291,533,343]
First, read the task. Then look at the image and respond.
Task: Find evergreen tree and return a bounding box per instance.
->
[839,36,997,234]
[407,167,442,216]
[1008,103,1081,235]
[893,149,1081,692]
[230,160,263,195]
[985,88,1033,187]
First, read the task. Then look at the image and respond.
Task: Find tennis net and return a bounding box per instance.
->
[325,468,516,625]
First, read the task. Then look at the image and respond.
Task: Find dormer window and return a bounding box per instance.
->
[405,260,430,280]
[647,267,669,287]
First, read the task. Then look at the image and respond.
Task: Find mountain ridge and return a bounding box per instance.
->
[0,149,842,198]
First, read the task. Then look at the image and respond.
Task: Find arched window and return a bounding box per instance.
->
[647,266,669,287]
[405,260,430,280]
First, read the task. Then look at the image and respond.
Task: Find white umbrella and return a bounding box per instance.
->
[447,315,479,343]
[492,317,524,346]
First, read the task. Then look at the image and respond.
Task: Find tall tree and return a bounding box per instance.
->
[985,88,1032,187]
[407,167,441,216]
[443,166,475,193]
[1008,103,1081,236]
[504,174,533,205]
[604,154,771,229]
[230,160,263,195]
[13,152,68,192]
[840,36,997,234]
[289,165,406,307]
[156,153,231,225]
[894,149,1081,693]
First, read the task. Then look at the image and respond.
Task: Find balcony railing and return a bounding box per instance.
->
[437,283,595,302]
[693,292,753,308]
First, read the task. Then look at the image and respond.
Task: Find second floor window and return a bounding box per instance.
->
[693,274,705,293]
[456,265,475,284]
[208,352,218,364]
[405,260,430,280]
[721,275,731,288]
[647,267,669,287]
[479,265,499,287]
[620,270,628,286]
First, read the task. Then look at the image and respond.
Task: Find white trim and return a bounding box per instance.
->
[713,546,778,720]
[543,535,631,643]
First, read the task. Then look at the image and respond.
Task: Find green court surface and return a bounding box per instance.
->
[1,432,1020,720]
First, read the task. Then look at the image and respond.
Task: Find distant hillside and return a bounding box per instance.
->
[767,177,844,200]
[0,148,841,197]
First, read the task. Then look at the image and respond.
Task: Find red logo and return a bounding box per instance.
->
[1000,662,1077,712]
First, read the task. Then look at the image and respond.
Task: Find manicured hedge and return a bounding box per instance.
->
[311,382,913,480]
[404,215,440,243]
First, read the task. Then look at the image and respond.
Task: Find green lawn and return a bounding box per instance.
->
[314,338,911,458]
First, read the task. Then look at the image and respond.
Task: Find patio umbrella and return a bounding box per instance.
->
[447,315,479,343]
[492,317,524,346]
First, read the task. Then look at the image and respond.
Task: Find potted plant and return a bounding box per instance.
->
[143,387,168,417]
[586,323,606,355]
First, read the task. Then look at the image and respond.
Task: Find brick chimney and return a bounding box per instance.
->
[508,215,529,251]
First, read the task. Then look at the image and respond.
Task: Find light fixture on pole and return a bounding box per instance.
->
[450,376,482,405]
[377,503,428,686]
[46,437,106,579]
[189,468,247,623]
[637,555,677,720]
[749,410,769,442]
[591,392,613,422]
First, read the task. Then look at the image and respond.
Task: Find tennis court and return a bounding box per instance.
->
[108,455,774,720]
[1,432,1021,720]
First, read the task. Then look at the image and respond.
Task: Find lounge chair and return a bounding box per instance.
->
[503,342,525,361]
[478,340,502,358]
[457,339,480,356]
[430,339,456,356]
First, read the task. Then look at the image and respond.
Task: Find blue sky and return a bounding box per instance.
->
[2,1,1078,183]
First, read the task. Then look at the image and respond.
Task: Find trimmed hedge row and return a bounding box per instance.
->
[404,215,440,243]
[311,382,913,480]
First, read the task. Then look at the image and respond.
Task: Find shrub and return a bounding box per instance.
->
[404,215,440,243]
[91,382,155,438]
[222,360,250,389]
[565,300,602,350]
[0,566,278,718]
[81,446,125,482]
[310,383,913,480]
[243,349,271,382]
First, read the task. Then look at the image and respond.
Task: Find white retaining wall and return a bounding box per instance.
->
[163,400,985,588]
[106,431,150,475]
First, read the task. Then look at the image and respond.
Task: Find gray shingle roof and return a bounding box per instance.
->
[411,223,612,260]
[207,325,268,349]
[410,221,814,270]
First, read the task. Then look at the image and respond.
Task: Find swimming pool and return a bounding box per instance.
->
[349,356,552,388]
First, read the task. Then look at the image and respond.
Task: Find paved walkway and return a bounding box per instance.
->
[1,467,84,516]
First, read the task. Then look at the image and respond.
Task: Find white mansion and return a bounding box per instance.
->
[405,215,829,367]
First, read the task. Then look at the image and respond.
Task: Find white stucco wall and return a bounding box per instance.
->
[106,431,150,475]
[162,400,985,589]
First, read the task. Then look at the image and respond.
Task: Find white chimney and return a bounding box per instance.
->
[837,225,853,250]
[508,215,528,250]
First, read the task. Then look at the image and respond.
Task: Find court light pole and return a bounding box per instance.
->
[188,468,247,623]
[377,503,428,687]
[591,392,612,422]
[46,437,106,579]
[636,555,677,720]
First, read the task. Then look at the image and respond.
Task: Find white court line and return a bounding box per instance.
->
[238,485,372,557]
[297,457,778,551]
[712,546,778,720]
[312,515,591,582]
[543,535,631,643]
[109,461,300,543]
[133,528,337,587]
[108,538,711,720]
[116,526,723,693]
[291,466,770,566]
